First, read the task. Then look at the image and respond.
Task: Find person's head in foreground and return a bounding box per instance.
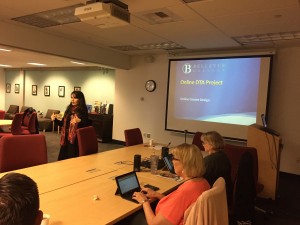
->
[0,173,43,225]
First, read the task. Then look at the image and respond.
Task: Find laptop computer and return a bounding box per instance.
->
[115,171,141,203]
[162,155,175,174]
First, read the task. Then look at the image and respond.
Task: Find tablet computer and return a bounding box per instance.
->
[162,155,175,174]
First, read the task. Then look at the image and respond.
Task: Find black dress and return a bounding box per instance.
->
[204,150,233,205]
[54,110,90,160]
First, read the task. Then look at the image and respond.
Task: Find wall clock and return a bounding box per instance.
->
[145,80,156,92]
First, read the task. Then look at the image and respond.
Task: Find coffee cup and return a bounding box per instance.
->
[149,139,154,147]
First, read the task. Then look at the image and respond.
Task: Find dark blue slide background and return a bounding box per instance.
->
[174,58,261,120]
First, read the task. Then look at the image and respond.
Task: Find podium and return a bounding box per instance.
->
[247,124,282,200]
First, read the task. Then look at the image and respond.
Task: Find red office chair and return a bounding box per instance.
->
[0,134,48,172]
[124,128,143,146]
[233,151,256,224]
[10,113,24,134]
[223,144,269,221]
[0,110,5,119]
[192,131,204,151]
[0,113,23,137]
[22,112,38,134]
[76,126,98,156]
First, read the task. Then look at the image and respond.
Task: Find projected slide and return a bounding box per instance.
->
[166,54,272,140]
[174,58,260,125]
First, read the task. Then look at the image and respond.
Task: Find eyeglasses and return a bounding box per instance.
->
[170,154,179,161]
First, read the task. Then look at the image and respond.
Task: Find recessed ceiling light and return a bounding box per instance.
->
[0,64,12,67]
[0,48,12,52]
[12,4,82,28]
[233,30,300,45]
[71,61,85,65]
[27,62,46,66]
[136,41,185,50]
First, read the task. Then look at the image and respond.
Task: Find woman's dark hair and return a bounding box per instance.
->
[65,91,88,116]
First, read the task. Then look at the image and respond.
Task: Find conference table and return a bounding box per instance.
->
[0,119,12,126]
[2,144,181,225]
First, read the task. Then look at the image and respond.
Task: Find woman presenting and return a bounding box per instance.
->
[51,91,90,160]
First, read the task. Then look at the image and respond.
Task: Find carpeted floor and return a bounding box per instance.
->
[254,172,300,225]
[43,131,124,163]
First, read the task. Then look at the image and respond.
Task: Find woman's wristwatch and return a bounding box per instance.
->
[140,199,149,204]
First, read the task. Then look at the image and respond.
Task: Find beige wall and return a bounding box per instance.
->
[0,69,5,108]
[269,47,300,175]
[4,69,115,115]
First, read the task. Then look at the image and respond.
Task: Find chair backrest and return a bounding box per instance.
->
[20,106,30,113]
[28,112,38,134]
[233,151,256,223]
[76,126,98,156]
[223,144,258,185]
[184,177,228,225]
[22,107,36,126]
[192,132,204,151]
[124,128,143,146]
[22,112,30,126]
[6,105,19,114]
[223,143,262,220]
[0,110,5,119]
[45,109,60,119]
[10,113,24,135]
[0,134,48,172]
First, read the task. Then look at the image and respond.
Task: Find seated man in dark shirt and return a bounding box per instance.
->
[201,131,233,205]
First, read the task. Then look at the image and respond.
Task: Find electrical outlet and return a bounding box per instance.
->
[143,133,147,138]
[147,133,151,138]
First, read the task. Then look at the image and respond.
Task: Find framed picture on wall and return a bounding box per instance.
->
[6,83,11,93]
[58,86,65,97]
[74,86,81,91]
[32,85,37,95]
[44,85,50,96]
[15,84,20,93]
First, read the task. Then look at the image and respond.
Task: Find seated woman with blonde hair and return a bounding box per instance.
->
[131,143,210,225]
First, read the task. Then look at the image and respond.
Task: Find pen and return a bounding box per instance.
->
[86,168,96,172]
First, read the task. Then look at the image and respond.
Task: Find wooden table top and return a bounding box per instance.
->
[0,119,12,126]
[2,144,180,225]
[40,170,180,225]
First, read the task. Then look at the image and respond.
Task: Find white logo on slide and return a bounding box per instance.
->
[182,63,192,74]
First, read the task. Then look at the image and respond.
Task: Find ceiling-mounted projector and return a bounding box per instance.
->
[75,1,130,28]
